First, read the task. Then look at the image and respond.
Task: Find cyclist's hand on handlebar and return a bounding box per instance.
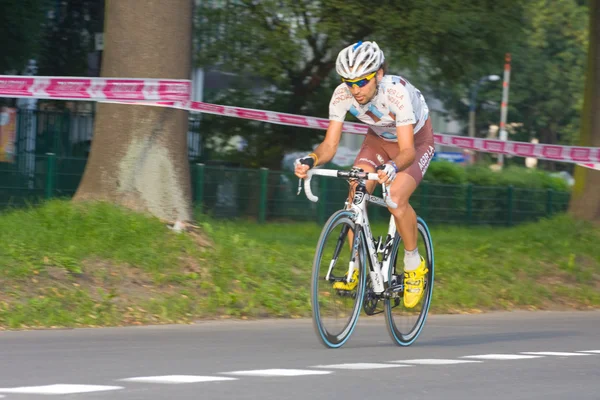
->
[294,155,316,179]
[376,162,398,185]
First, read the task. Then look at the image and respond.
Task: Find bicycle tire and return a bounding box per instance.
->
[384,217,434,346]
[311,210,366,348]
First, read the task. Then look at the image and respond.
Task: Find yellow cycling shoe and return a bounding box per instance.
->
[403,258,429,308]
[333,268,359,291]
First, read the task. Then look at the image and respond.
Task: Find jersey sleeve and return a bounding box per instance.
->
[328,84,352,122]
[386,84,416,127]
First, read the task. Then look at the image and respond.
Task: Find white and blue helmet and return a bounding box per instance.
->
[335,41,385,80]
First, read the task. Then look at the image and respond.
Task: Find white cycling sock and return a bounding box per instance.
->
[404,247,421,271]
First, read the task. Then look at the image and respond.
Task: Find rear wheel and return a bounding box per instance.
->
[384,217,434,346]
[311,210,366,348]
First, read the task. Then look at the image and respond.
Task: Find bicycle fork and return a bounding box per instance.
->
[324,224,362,285]
[325,224,351,281]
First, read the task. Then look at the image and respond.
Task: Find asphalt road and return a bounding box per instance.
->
[0,310,599,399]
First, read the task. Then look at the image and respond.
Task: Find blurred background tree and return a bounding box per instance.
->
[568,0,599,222]
[195,0,524,169]
[37,0,105,78]
[432,0,588,171]
[0,0,50,107]
[0,0,49,74]
[0,0,596,221]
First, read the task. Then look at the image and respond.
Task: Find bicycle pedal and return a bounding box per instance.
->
[336,290,357,299]
[386,276,404,295]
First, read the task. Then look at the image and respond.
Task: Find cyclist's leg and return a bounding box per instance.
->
[387,119,435,307]
[387,118,435,250]
[346,129,385,245]
[347,129,382,200]
[388,173,418,250]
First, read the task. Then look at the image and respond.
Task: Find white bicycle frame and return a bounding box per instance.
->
[302,168,399,295]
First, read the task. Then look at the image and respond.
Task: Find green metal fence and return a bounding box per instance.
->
[13,109,204,161]
[0,154,571,226]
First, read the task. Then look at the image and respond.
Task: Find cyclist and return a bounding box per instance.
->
[295,41,434,308]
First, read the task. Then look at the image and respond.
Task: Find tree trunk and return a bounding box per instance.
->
[568,0,600,222]
[73,0,193,222]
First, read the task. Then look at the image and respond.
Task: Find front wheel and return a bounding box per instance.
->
[384,216,434,346]
[311,210,366,348]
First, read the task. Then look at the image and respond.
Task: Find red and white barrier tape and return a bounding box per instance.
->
[0,75,190,102]
[103,99,600,170]
[0,75,598,170]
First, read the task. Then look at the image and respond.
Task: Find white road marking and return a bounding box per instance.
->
[391,359,483,365]
[461,354,543,360]
[224,369,332,377]
[0,384,123,394]
[120,375,237,384]
[313,363,410,370]
[521,352,592,356]
[2,347,595,392]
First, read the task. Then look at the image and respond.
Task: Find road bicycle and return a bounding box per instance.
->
[299,167,434,348]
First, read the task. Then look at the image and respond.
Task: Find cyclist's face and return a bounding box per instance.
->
[348,69,383,105]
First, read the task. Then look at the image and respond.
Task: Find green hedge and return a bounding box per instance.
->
[414,162,571,225]
[424,161,571,192]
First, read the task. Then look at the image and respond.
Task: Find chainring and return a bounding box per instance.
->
[363,278,379,315]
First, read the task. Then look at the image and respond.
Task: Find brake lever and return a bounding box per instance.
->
[297,178,303,195]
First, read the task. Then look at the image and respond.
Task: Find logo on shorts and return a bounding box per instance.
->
[376,154,385,164]
[419,145,435,176]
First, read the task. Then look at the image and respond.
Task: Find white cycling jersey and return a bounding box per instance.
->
[329,75,430,141]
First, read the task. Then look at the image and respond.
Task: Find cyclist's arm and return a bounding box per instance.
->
[391,124,416,171]
[309,120,344,166]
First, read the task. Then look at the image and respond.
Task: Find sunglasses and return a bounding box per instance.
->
[342,71,377,88]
